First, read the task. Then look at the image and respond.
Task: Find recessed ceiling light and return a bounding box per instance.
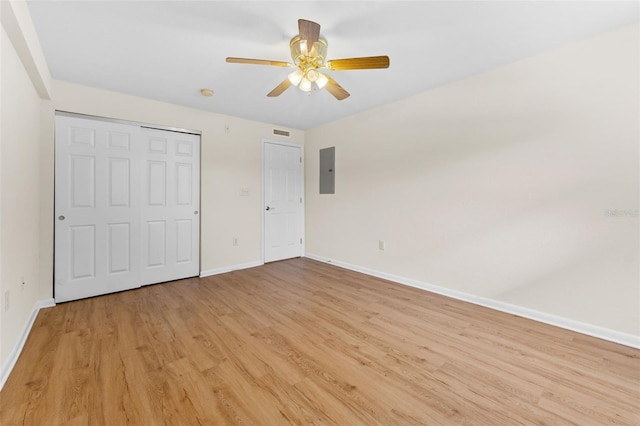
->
[200,88,214,97]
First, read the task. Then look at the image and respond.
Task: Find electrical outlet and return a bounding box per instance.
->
[378,240,386,251]
[233,237,239,246]
[4,290,10,312]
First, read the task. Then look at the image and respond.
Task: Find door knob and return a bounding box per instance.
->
[266,206,275,211]
[58,215,65,221]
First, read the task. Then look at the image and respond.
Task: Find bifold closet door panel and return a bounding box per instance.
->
[140,127,200,285]
[54,115,142,302]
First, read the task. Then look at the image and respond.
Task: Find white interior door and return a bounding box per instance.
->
[264,141,303,262]
[55,114,200,302]
[55,115,142,302]
[140,128,200,285]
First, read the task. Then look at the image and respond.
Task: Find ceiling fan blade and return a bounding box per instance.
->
[226,57,291,67]
[267,79,293,97]
[298,19,320,47]
[324,75,350,101]
[326,56,390,71]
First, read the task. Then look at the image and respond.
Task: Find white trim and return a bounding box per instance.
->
[200,260,263,278]
[0,0,52,99]
[0,298,56,391]
[304,253,640,349]
[55,110,201,136]
[261,139,305,263]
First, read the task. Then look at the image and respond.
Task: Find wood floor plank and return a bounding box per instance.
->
[1,258,638,425]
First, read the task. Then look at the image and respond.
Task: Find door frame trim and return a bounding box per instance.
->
[55,110,202,136]
[261,138,305,263]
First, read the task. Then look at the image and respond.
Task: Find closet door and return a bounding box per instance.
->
[54,115,142,302]
[140,128,200,285]
[55,115,201,302]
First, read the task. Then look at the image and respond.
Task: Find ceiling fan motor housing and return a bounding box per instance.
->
[290,35,327,70]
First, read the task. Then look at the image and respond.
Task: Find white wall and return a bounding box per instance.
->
[305,24,639,339]
[0,0,53,376]
[50,80,304,276]
[0,6,4,368]
[0,24,46,366]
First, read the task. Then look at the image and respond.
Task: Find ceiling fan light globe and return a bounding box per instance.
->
[288,69,303,86]
[316,74,328,89]
[299,78,312,92]
[306,68,319,82]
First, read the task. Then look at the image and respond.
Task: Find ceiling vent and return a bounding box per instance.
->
[273,129,290,137]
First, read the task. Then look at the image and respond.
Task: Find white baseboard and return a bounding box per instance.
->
[0,298,56,391]
[304,253,640,349]
[200,260,264,278]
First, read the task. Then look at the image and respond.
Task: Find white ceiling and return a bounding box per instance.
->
[27,1,639,130]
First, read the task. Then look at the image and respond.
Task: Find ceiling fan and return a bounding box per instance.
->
[226,19,390,100]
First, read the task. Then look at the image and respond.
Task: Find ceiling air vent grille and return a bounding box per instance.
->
[273,129,290,137]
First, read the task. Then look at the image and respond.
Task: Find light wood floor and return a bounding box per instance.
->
[1,258,638,425]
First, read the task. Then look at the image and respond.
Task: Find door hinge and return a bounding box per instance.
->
[300,156,302,163]
[300,238,302,244]
[300,197,302,203]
